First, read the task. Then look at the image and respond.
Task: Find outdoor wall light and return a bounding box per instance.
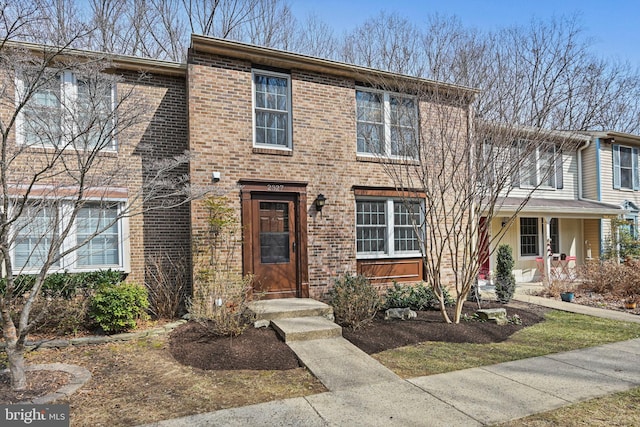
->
[315,194,327,211]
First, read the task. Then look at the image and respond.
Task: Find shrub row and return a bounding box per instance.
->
[8,270,148,335]
[579,260,640,300]
[328,274,456,329]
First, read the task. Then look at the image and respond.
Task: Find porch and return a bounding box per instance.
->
[483,198,622,282]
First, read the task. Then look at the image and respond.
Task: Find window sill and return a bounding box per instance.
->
[357,253,423,260]
[253,146,293,156]
[17,144,118,156]
[615,187,637,192]
[356,155,419,165]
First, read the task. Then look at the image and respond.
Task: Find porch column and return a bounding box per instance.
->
[543,216,552,282]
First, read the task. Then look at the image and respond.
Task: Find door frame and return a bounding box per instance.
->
[240,180,309,298]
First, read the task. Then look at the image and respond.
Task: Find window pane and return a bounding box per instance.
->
[356,91,384,155]
[356,201,386,254]
[76,78,113,149]
[394,201,421,252]
[76,204,119,267]
[259,202,290,264]
[520,217,539,256]
[22,74,62,147]
[14,204,58,269]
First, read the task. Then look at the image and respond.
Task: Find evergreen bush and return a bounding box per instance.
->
[495,244,516,303]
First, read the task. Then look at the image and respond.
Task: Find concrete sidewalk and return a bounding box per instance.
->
[144,337,640,426]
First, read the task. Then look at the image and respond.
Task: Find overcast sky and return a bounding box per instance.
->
[290,0,640,67]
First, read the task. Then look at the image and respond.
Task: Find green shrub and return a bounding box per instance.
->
[495,244,516,303]
[89,282,149,334]
[329,274,380,329]
[1,269,125,299]
[384,281,454,310]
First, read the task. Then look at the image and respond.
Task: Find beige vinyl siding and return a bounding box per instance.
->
[581,144,598,200]
[583,219,600,259]
[600,142,640,207]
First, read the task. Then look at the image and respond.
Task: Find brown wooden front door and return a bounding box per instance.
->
[241,181,309,299]
[251,195,298,297]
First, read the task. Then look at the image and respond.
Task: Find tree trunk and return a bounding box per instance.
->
[453,295,465,324]
[5,339,26,391]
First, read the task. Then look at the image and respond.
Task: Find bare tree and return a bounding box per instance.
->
[340,12,425,76]
[0,9,195,390]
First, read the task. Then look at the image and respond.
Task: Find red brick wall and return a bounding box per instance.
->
[187,51,469,299]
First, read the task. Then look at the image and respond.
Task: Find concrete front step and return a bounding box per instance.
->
[247,298,334,322]
[271,316,342,342]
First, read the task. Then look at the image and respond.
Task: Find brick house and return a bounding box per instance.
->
[187,36,476,299]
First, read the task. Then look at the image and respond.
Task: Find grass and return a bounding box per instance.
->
[498,386,640,426]
[373,310,640,378]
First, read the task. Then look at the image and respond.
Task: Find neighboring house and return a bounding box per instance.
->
[5,43,189,285]
[580,131,640,257]
[481,131,622,282]
[187,36,475,299]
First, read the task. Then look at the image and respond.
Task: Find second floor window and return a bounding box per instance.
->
[17,70,115,150]
[512,141,562,189]
[356,89,418,159]
[253,70,291,149]
[613,144,639,190]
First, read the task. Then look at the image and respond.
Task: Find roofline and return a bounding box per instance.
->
[189,35,480,101]
[478,121,592,143]
[4,40,186,77]
[584,130,640,144]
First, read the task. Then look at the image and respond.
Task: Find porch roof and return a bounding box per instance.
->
[495,197,623,218]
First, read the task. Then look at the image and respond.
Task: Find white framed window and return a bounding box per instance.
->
[613,144,639,190]
[16,70,116,150]
[356,88,418,159]
[516,141,558,189]
[252,69,292,149]
[356,198,423,258]
[11,200,127,273]
[520,217,539,257]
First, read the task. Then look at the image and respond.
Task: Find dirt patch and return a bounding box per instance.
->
[169,323,302,370]
[343,301,548,354]
[0,370,71,404]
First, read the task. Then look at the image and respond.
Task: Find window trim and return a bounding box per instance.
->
[355,87,419,160]
[613,144,640,191]
[519,217,540,259]
[10,199,129,274]
[251,69,293,151]
[15,70,117,151]
[355,197,424,259]
[516,141,558,190]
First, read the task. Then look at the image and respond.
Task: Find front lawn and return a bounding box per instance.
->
[371,310,640,378]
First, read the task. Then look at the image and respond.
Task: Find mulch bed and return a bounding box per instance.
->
[0,370,71,404]
[169,322,302,371]
[169,301,548,370]
[343,301,548,354]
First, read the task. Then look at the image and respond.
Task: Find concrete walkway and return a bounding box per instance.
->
[143,294,640,427]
